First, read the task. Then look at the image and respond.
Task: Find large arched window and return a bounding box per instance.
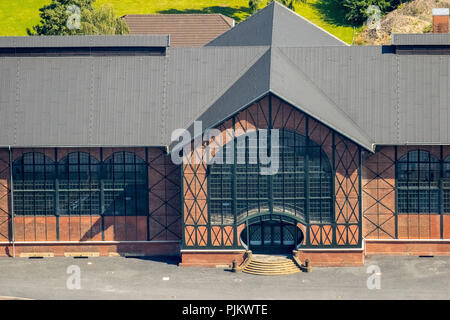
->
[103,152,148,216]
[397,150,440,213]
[12,152,56,215]
[58,152,100,215]
[208,129,333,224]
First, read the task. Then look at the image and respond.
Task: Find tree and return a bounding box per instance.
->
[249,0,260,13]
[27,0,128,35]
[267,0,307,10]
[80,5,128,35]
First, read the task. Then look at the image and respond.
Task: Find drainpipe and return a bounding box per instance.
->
[8,146,15,258]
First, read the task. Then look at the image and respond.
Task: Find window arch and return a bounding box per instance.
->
[103,152,148,216]
[12,152,56,215]
[58,152,100,215]
[397,150,440,213]
[208,129,333,225]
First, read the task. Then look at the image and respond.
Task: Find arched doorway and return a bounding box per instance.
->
[239,215,304,254]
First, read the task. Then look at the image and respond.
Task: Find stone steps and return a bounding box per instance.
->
[242,255,301,275]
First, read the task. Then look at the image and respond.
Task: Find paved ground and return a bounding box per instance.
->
[0,255,449,299]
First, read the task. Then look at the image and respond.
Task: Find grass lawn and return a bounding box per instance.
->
[0,0,357,44]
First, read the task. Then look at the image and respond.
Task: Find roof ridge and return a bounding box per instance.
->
[271,1,349,46]
[205,3,275,46]
[271,47,374,150]
[217,14,235,28]
[178,47,271,132]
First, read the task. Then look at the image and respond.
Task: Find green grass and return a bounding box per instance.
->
[0,0,357,44]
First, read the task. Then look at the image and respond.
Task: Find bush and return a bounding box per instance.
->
[338,0,408,26]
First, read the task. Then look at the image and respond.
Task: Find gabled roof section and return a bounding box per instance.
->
[168,47,271,147]
[206,1,346,47]
[0,35,170,48]
[123,14,234,47]
[392,33,450,45]
[269,47,374,151]
[173,46,374,152]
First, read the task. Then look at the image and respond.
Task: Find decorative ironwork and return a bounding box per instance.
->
[147,148,182,241]
[362,147,396,239]
[334,133,361,245]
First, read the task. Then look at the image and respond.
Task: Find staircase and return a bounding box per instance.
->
[242,254,301,275]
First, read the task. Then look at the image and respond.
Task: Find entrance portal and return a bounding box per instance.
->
[240,220,303,254]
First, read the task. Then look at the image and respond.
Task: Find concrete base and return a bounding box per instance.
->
[365,240,450,256]
[294,249,365,267]
[179,250,246,267]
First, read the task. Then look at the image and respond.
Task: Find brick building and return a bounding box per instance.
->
[1,2,450,267]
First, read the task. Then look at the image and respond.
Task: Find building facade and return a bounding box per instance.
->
[1,2,450,266]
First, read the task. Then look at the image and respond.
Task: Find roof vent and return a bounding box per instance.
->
[432,8,449,33]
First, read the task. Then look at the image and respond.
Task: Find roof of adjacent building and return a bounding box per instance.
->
[1,2,450,151]
[0,35,170,48]
[392,33,450,45]
[207,2,346,47]
[123,14,234,47]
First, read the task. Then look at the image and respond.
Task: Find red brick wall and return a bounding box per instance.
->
[295,249,364,267]
[0,147,181,257]
[363,146,450,243]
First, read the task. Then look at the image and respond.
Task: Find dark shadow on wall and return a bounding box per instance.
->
[157,6,251,22]
[80,216,180,264]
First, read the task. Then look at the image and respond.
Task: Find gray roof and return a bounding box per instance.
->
[207,1,346,47]
[0,35,170,48]
[1,3,450,151]
[392,33,450,46]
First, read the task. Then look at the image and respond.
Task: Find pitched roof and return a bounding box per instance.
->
[207,1,346,47]
[392,33,450,45]
[0,35,170,48]
[123,14,234,47]
[1,4,450,151]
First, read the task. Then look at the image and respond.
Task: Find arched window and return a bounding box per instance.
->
[397,150,440,213]
[103,152,148,216]
[12,152,56,215]
[208,129,333,224]
[58,152,100,215]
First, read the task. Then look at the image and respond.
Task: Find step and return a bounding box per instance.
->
[245,266,298,271]
[251,260,294,266]
[244,269,300,274]
[250,259,293,263]
[246,263,297,268]
[245,265,298,271]
[243,269,300,275]
[245,262,297,267]
[241,255,301,276]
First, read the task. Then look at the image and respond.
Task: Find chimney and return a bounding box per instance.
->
[432,8,449,33]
